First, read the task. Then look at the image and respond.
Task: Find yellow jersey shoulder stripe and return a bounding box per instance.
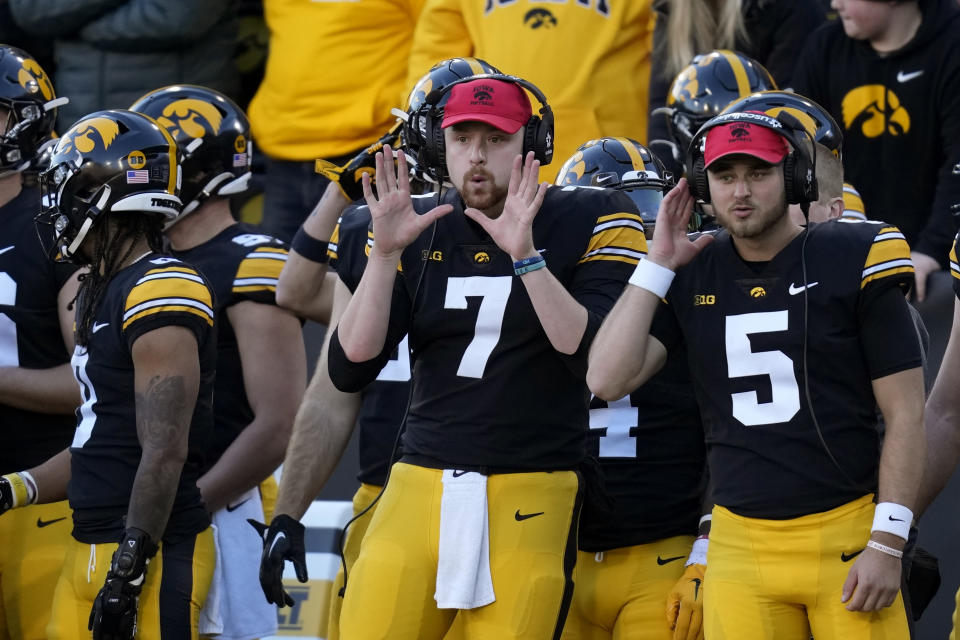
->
[326,221,342,261]
[124,267,214,327]
[861,225,912,288]
[234,248,287,292]
[950,235,960,281]
[580,211,648,265]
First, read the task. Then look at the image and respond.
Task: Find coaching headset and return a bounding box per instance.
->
[413,73,555,179]
[685,110,818,206]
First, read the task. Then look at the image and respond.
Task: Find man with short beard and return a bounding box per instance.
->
[588,112,925,638]
[320,76,648,639]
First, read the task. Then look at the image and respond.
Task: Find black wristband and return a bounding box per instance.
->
[291,227,330,264]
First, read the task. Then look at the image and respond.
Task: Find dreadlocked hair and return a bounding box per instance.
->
[73,213,165,347]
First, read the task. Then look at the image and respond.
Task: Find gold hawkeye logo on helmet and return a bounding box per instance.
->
[18,59,54,101]
[61,117,121,154]
[157,98,224,139]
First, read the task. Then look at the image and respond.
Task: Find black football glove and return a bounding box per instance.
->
[89,527,158,640]
[315,120,403,202]
[248,514,308,607]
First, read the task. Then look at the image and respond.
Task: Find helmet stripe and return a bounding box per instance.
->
[466,58,484,75]
[614,137,646,172]
[719,50,750,98]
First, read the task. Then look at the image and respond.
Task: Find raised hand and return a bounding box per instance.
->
[361,144,453,258]
[647,179,714,271]
[462,151,548,260]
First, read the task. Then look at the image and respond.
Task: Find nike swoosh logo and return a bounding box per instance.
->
[515,510,545,521]
[888,515,905,522]
[897,70,923,83]
[452,470,469,478]
[226,498,250,512]
[788,281,819,295]
[0,246,14,256]
[37,516,66,528]
[268,531,286,556]
[596,175,615,185]
[841,548,864,562]
[656,554,685,566]
[92,322,110,333]
[691,578,702,600]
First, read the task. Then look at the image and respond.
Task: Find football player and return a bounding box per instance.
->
[589,110,923,638]
[649,50,776,177]
[325,74,646,639]
[842,183,868,221]
[720,91,846,226]
[262,57,500,640]
[130,85,307,639]
[554,137,710,640]
[10,110,217,640]
[0,44,79,640]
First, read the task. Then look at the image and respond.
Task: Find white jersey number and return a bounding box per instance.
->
[0,272,18,366]
[589,395,637,458]
[444,276,512,378]
[71,347,99,447]
[725,311,800,426]
[377,334,411,382]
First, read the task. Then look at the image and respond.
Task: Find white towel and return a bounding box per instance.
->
[198,487,278,640]
[434,470,495,609]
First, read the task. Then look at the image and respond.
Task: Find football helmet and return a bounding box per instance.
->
[0,45,67,175]
[130,84,250,219]
[722,90,842,160]
[37,109,182,262]
[403,57,502,170]
[554,137,673,227]
[660,50,776,153]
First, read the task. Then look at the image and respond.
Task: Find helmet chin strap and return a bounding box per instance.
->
[65,185,112,258]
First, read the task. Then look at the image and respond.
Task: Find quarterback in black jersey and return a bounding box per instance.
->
[554,137,709,640]
[17,110,217,640]
[131,85,306,639]
[327,76,647,639]
[590,112,923,638]
[0,45,81,640]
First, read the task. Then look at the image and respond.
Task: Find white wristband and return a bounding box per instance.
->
[628,258,675,298]
[871,502,913,541]
[866,540,903,559]
[685,536,709,567]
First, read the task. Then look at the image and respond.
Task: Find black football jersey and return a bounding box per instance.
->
[581,345,706,552]
[171,224,289,466]
[950,232,960,298]
[329,207,410,486]
[329,186,648,470]
[0,186,80,474]
[651,219,920,519]
[68,255,216,544]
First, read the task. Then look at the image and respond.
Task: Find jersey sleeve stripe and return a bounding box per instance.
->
[326,222,341,261]
[126,275,213,317]
[137,271,206,285]
[234,253,286,290]
[123,305,215,330]
[861,259,915,288]
[580,221,648,266]
[595,212,645,225]
[122,297,214,329]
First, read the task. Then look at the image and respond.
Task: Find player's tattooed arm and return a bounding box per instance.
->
[127,326,200,542]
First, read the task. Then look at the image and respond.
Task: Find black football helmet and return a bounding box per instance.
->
[554,137,673,228]
[37,109,182,262]
[403,57,502,170]
[721,90,843,160]
[0,45,67,176]
[659,50,776,154]
[130,84,250,220]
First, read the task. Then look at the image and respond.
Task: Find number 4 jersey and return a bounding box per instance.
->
[329,186,648,471]
[651,219,922,519]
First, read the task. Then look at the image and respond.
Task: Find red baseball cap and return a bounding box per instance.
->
[441,78,532,134]
[704,117,789,168]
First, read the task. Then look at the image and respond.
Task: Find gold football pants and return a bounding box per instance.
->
[47,527,215,640]
[705,495,909,639]
[339,462,580,640]
[560,536,694,640]
[0,501,72,640]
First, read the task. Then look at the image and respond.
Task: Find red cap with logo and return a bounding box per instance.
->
[704,115,789,168]
[441,78,532,134]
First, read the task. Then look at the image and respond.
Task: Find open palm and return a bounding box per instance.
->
[648,179,714,270]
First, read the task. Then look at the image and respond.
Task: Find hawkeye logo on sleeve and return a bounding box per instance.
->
[157,98,224,138]
[841,85,910,138]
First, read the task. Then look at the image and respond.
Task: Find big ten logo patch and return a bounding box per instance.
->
[127,150,146,169]
[485,0,610,19]
[276,581,329,635]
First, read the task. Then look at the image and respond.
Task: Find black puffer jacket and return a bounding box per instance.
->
[10,0,239,130]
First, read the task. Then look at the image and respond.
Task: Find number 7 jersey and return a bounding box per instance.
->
[651,219,921,519]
